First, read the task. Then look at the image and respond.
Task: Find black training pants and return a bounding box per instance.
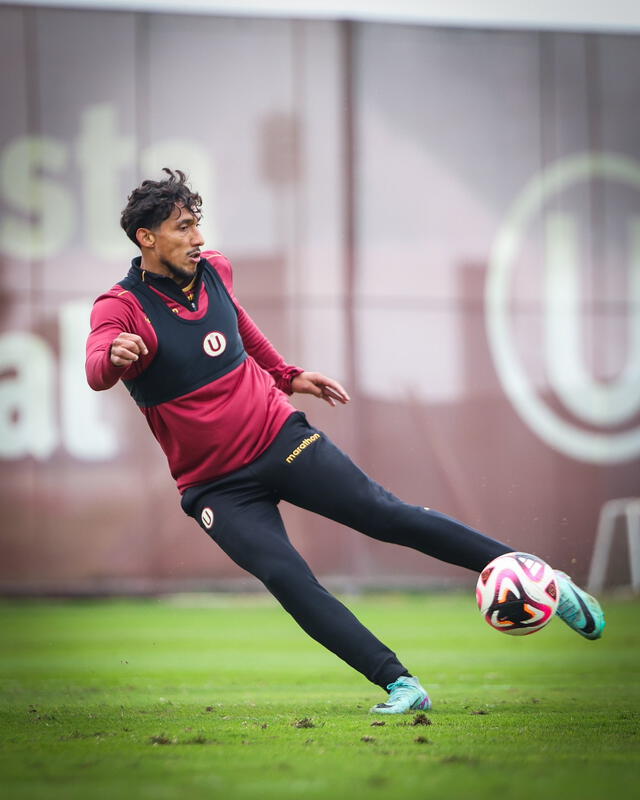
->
[181,412,510,689]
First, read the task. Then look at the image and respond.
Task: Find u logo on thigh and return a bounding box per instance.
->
[201,507,215,530]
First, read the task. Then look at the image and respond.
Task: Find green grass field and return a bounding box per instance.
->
[1,593,638,800]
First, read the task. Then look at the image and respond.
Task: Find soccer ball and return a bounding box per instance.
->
[476,552,559,636]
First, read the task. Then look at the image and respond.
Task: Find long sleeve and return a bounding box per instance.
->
[85,290,155,391]
[205,252,303,394]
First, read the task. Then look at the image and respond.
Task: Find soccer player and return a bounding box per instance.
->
[86,169,605,714]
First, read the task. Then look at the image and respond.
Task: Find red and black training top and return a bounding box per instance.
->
[85,250,303,493]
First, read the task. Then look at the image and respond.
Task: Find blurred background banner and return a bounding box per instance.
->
[1,2,639,593]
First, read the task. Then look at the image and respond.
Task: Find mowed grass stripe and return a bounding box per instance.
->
[0,594,638,800]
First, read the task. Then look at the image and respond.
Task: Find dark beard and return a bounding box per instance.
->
[159,256,194,286]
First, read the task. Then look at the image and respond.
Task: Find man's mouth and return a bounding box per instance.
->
[188,251,201,264]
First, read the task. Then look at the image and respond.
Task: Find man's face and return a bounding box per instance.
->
[144,204,205,283]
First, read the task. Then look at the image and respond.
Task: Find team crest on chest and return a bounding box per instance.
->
[203,331,227,357]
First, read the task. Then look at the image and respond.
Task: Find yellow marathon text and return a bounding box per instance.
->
[285,434,321,464]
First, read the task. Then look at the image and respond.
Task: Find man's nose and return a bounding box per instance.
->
[192,228,205,246]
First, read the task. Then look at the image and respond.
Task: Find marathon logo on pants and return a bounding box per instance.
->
[201,507,215,530]
[285,433,321,464]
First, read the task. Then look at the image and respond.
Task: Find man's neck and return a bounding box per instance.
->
[139,255,189,287]
[140,255,170,279]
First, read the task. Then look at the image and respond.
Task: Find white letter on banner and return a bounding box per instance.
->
[60,300,118,461]
[545,212,640,426]
[0,332,57,458]
[142,141,217,247]
[77,103,135,260]
[0,136,74,259]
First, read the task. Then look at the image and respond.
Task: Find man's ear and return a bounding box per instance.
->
[136,228,155,248]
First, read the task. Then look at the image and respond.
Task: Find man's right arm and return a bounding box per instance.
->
[85,292,153,391]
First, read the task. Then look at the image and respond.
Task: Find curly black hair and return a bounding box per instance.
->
[120,168,203,247]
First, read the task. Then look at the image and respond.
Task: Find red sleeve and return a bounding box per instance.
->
[85,287,157,391]
[204,251,303,394]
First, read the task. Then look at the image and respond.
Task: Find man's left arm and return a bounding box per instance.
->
[208,252,350,405]
[237,304,349,405]
[234,303,302,394]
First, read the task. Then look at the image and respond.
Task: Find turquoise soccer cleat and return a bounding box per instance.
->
[370,676,431,714]
[554,571,606,640]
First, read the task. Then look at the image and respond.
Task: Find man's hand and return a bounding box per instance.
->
[110,332,149,368]
[291,371,350,407]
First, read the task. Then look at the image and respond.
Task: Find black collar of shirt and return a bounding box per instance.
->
[128,257,205,311]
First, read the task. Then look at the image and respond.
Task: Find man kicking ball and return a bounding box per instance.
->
[86,169,605,714]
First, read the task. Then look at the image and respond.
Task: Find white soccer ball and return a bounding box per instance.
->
[476,552,559,636]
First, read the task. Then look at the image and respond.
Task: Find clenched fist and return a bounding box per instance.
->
[110,332,148,368]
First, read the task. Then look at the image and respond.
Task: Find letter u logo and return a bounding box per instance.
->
[486,153,640,464]
[201,507,214,529]
[545,214,640,426]
[203,331,227,357]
